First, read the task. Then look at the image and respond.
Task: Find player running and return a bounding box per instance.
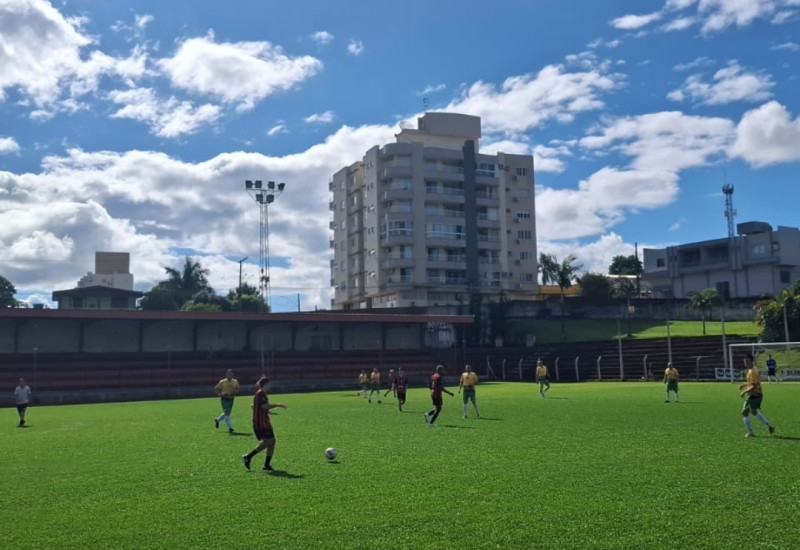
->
[739,355,775,438]
[242,376,287,471]
[535,359,551,398]
[395,368,409,411]
[424,365,453,427]
[214,369,240,434]
[368,368,382,403]
[384,369,397,398]
[663,362,679,403]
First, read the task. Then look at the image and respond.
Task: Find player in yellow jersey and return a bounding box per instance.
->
[739,354,775,438]
[357,370,368,397]
[458,364,480,418]
[214,369,240,434]
[368,367,382,404]
[663,362,679,403]
[535,359,550,398]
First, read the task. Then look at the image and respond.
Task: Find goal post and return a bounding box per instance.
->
[726,342,800,382]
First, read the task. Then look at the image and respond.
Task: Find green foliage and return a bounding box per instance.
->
[231,293,268,312]
[163,257,214,307]
[608,254,643,276]
[139,283,179,311]
[686,288,724,335]
[753,279,800,342]
[0,274,16,307]
[4,384,798,549]
[577,272,612,300]
[539,253,582,339]
[226,282,259,301]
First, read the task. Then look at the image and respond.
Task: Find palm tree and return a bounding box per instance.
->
[685,288,723,335]
[163,257,213,308]
[754,280,800,342]
[0,275,16,308]
[539,253,582,339]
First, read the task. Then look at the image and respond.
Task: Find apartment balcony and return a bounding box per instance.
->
[380,165,413,180]
[380,188,414,202]
[380,233,414,246]
[380,257,415,269]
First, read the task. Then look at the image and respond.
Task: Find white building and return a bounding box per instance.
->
[643,221,800,298]
[77,252,134,290]
[330,112,538,310]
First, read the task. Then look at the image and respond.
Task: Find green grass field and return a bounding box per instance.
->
[4,382,799,549]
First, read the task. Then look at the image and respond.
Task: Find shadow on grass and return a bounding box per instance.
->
[771,435,800,442]
[474,417,502,421]
[432,424,476,430]
[228,432,250,437]
[539,396,568,400]
[267,470,304,479]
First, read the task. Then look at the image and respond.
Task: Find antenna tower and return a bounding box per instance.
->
[422,96,429,111]
[722,184,736,239]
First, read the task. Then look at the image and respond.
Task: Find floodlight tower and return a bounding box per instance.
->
[244,180,286,312]
[722,184,736,239]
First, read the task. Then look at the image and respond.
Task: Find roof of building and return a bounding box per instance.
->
[51,286,145,299]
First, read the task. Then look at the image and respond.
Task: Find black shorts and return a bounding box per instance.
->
[16,404,28,414]
[431,395,443,408]
[254,428,275,441]
[768,367,776,376]
[396,390,407,400]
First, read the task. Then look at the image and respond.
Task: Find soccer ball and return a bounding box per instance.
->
[325,447,337,460]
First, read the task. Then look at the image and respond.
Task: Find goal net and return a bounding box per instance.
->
[725,342,800,382]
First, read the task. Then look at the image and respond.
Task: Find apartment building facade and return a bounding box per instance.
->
[330,112,538,310]
[643,221,800,299]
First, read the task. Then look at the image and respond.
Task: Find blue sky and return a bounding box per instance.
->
[2,0,800,312]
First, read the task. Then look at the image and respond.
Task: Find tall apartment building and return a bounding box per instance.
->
[330,112,538,310]
[643,221,800,298]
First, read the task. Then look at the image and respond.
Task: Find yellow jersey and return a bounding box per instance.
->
[664,367,679,382]
[358,373,368,384]
[370,371,380,384]
[215,378,240,397]
[536,365,549,380]
[745,367,762,396]
[460,371,478,389]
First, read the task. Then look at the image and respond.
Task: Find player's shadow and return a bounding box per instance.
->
[771,435,800,442]
[541,396,568,400]
[267,470,304,479]
[474,416,502,421]
[435,424,476,430]
[228,432,250,437]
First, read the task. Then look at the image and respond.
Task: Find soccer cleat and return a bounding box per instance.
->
[424,412,430,424]
[368,398,371,403]
[378,400,382,404]
[229,428,234,435]
[242,455,251,470]
[769,426,775,435]
[262,465,274,471]
[215,418,220,429]
[664,400,670,403]
[745,432,756,438]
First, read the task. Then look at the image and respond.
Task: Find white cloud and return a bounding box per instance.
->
[158,32,323,111]
[610,12,662,30]
[673,56,714,71]
[662,0,800,34]
[0,137,21,155]
[135,14,154,29]
[417,83,446,96]
[304,111,335,124]
[729,101,800,166]
[310,31,334,45]
[668,217,686,231]
[772,41,800,51]
[347,39,365,56]
[267,123,288,136]
[108,87,221,138]
[444,53,623,135]
[667,61,774,105]
[661,15,697,31]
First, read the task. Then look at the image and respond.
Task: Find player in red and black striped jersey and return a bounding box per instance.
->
[424,365,453,427]
[395,368,409,411]
[242,377,287,471]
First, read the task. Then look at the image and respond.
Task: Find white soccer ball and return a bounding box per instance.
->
[325,447,338,460]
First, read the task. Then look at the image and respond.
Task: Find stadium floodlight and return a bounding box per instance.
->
[244,179,287,312]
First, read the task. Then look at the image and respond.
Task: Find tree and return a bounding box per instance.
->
[163,257,214,308]
[612,278,638,337]
[754,280,800,342]
[539,253,582,339]
[0,275,17,308]
[608,255,643,276]
[685,288,724,335]
[183,290,232,312]
[139,283,180,311]
[577,273,612,300]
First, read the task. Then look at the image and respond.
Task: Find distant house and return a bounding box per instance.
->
[643,221,800,299]
[52,251,143,310]
[52,285,143,310]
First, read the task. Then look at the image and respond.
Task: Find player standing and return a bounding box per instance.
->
[14,378,31,427]
[357,369,368,397]
[765,354,779,383]
[214,369,240,434]
[395,368,408,411]
[535,359,551,398]
[368,367,382,403]
[740,355,775,438]
[458,364,480,418]
[663,362,679,403]
[242,376,287,471]
[424,365,453,427]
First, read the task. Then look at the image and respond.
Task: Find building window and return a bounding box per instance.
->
[656,258,666,268]
[517,230,532,240]
[73,297,84,308]
[111,297,128,309]
[780,270,791,284]
[427,248,440,261]
[516,167,527,176]
[715,281,730,299]
[516,210,531,219]
[519,251,532,261]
